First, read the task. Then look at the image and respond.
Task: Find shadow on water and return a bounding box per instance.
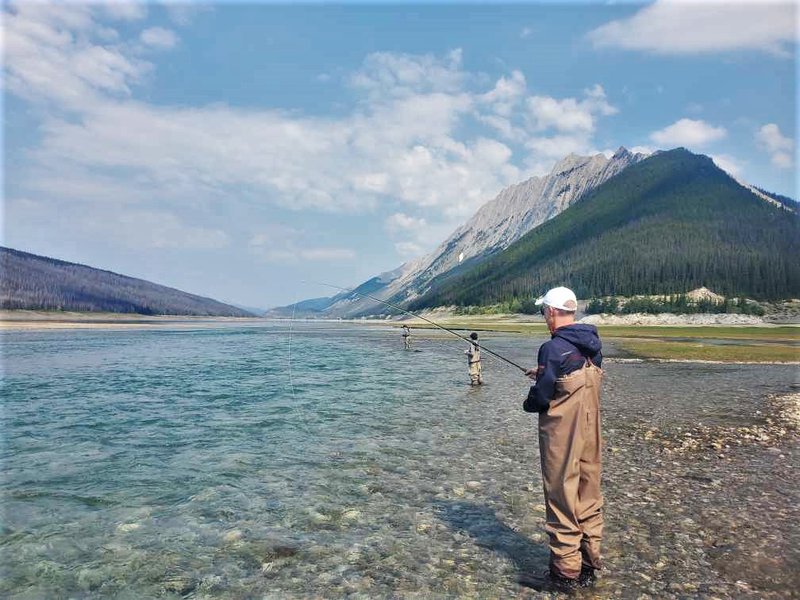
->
[432,499,551,590]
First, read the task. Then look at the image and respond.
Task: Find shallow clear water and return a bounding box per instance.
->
[1,323,797,598]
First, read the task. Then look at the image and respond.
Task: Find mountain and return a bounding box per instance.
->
[319,146,648,317]
[408,148,800,309]
[265,296,339,318]
[0,247,254,316]
[231,303,269,316]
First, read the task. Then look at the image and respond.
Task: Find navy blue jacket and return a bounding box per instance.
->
[523,324,603,413]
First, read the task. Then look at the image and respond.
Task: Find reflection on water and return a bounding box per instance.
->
[1,323,797,598]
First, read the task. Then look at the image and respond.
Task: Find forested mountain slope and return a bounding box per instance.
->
[317,147,647,317]
[0,247,254,316]
[410,149,799,309]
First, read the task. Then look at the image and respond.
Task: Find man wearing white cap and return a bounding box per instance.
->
[523,286,604,591]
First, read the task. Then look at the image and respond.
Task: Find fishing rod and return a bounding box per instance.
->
[305,280,529,374]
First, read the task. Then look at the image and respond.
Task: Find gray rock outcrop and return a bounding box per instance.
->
[326,147,648,317]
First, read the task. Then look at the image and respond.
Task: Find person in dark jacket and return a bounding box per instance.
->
[524,286,604,591]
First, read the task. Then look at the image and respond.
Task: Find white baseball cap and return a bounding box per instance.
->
[535,286,578,312]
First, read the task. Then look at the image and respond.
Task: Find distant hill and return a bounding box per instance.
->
[265,296,338,318]
[264,277,388,318]
[0,247,254,316]
[409,148,800,309]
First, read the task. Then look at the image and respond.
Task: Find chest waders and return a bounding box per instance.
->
[538,361,604,579]
[467,344,482,385]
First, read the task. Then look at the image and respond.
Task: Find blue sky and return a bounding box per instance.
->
[3,1,797,308]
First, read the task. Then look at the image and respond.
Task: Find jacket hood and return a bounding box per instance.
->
[553,323,602,356]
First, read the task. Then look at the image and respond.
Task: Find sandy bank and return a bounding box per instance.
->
[580,313,773,326]
[0,310,265,331]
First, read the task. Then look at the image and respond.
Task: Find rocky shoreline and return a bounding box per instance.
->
[597,392,800,599]
[580,313,770,326]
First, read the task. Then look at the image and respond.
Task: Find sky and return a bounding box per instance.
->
[2,1,797,309]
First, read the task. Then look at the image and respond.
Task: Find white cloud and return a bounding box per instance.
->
[8,2,96,32]
[630,145,655,155]
[520,27,533,39]
[249,230,354,263]
[30,96,517,216]
[516,85,619,173]
[385,213,427,232]
[4,6,621,264]
[140,27,179,49]
[756,123,794,169]
[527,84,617,134]
[384,212,463,261]
[479,70,526,117]
[101,1,148,21]
[3,2,151,108]
[350,48,465,99]
[650,118,727,147]
[477,114,523,141]
[710,154,743,178]
[588,0,797,57]
[528,96,594,133]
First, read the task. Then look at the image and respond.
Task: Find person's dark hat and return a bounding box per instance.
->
[470,332,478,340]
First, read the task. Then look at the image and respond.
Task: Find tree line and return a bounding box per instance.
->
[585,295,765,316]
[0,247,253,316]
[410,149,800,310]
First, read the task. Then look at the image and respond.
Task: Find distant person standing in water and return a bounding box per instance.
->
[465,332,483,386]
[523,287,604,591]
[402,325,412,350]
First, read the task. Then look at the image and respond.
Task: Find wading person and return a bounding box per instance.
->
[523,286,604,591]
[402,325,412,350]
[465,332,483,386]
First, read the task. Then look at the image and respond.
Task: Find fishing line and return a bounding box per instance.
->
[287,294,297,402]
[286,287,314,436]
[304,280,529,375]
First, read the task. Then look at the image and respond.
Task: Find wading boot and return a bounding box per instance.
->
[547,570,579,593]
[518,570,578,593]
[578,564,597,588]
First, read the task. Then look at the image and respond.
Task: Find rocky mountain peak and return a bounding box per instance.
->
[552,152,594,174]
[612,146,632,159]
[322,148,650,316]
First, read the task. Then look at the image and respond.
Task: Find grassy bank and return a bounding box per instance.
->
[615,339,799,362]
[401,319,800,363]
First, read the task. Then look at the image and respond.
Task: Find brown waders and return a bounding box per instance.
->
[469,359,482,385]
[538,361,604,579]
[467,343,483,385]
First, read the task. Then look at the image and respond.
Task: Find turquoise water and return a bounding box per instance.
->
[2,323,798,598]
[1,323,532,598]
